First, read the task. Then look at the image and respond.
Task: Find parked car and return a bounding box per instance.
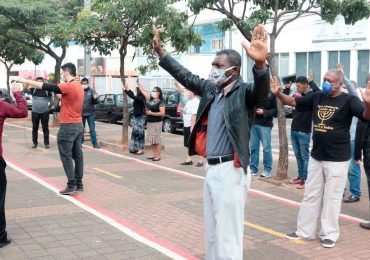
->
[128,88,183,133]
[0,88,12,103]
[95,94,133,124]
[21,92,33,109]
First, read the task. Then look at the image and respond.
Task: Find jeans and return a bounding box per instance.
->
[82,115,98,146]
[0,157,7,241]
[347,140,361,197]
[291,131,311,181]
[32,111,49,145]
[250,124,272,173]
[57,123,84,188]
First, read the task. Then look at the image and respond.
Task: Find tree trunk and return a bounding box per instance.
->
[269,35,288,180]
[119,38,129,151]
[51,49,65,127]
[5,64,11,95]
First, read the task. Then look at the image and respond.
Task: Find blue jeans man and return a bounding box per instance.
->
[82,115,100,148]
[344,139,361,202]
[291,131,311,183]
[250,124,272,177]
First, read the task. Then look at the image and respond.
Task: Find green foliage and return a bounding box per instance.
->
[76,0,201,74]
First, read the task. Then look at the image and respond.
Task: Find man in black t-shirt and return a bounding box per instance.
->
[271,69,370,248]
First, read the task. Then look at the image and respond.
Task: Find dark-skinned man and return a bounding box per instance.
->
[270,70,370,248]
[153,24,269,259]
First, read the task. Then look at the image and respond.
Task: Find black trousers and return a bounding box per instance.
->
[32,111,50,145]
[362,140,370,201]
[0,157,7,241]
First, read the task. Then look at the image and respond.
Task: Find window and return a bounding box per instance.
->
[358,50,369,87]
[105,94,114,104]
[98,95,105,103]
[211,37,224,50]
[296,52,321,84]
[167,93,177,105]
[274,53,289,76]
[328,51,350,77]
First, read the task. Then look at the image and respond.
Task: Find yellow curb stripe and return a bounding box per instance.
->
[93,168,122,179]
[37,147,47,152]
[244,221,305,245]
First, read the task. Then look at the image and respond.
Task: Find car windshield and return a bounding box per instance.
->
[118,94,133,104]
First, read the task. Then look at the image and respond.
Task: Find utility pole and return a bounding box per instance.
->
[83,0,91,80]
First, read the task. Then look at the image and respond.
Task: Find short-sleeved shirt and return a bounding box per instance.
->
[183,98,199,127]
[58,81,84,124]
[295,92,364,161]
[146,100,164,123]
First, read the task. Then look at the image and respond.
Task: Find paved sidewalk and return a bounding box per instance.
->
[0,115,369,259]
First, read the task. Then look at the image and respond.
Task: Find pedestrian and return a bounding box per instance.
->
[18,63,85,195]
[0,82,28,247]
[271,69,370,248]
[289,76,318,189]
[137,83,165,161]
[23,77,52,149]
[354,74,370,229]
[175,81,203,167]
[122,79,146,155]
[249,92,277,177]
[153,24,269,259]
[81,78,100,149]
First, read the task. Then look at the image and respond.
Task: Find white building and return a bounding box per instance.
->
[1,5,370,91]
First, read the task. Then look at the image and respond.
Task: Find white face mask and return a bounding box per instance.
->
[82,84,88,89]
[209,66,235,87]
[151,92,158,98]
[341,87,348,94]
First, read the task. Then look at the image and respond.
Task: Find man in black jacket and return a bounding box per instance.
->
[153,24,269,259]
[250,93,277,177]
[290,76,318,189]
[81,78,100,149]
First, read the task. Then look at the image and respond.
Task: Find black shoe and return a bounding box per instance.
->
[32,143,37,149]
[59,186,77,195]
[321,239,335,248]
[0,238,11,248]
[343,195,360,203]
[360,222,370,230]
[181,161,193,165]
[45,144,50,149]
[93,142,101,149]
[76,185,84,192]
[285,232,301,240]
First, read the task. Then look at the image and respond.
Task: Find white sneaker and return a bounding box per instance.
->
[260,171,272,178]
[250,171,258,176]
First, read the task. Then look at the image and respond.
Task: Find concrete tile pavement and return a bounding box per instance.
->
[0,115,369,259]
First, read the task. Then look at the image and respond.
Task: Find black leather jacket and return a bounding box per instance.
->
[159,54,269,174]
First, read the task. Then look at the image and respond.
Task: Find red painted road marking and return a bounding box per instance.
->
[5,122,367,224]
[5,156,199,260]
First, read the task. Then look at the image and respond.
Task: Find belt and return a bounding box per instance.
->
[207,154,234,165]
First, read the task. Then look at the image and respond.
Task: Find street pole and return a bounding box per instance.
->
[83,0,91,80]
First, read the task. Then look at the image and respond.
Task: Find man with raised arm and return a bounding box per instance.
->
[153,24,269,259]
[270,70,370,248]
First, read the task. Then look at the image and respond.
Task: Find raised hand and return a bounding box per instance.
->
[242,24,268,67]
[152,25,165,57]
[361,80,370,104]
[121,81,129,90]
[11,82,21,93]
[270,76,281,96]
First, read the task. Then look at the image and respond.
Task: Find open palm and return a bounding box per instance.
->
[270,76,280,96]
[242,24,268,63]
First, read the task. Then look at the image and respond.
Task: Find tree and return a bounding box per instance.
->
[0,0,83,83]
[0,36,44,94]
[188,0,370,180]
[76,0,201,151]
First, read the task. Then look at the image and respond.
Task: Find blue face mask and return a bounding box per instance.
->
[322,81,333,95]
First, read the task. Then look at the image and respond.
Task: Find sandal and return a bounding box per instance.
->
[196,162,204,167]
[152,158,161,161]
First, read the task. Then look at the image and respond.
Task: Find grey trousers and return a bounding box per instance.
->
[57,123,84,187]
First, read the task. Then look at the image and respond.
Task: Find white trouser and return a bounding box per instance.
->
[204,161,251,260]
[296,157,350,242]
